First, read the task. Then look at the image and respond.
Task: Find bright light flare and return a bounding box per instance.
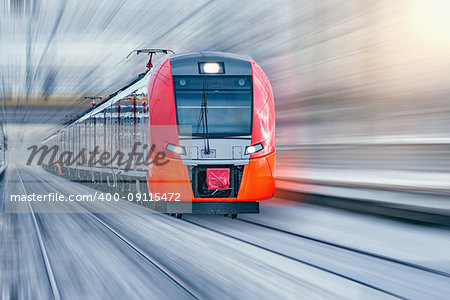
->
[203,63,220,73]
[245,143,263,155]
[412,0,450,44]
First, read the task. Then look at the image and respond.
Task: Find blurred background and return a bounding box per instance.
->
[1,0,450,212]
[2,1,450,298]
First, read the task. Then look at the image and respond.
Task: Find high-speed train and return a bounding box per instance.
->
[42,51,275,216]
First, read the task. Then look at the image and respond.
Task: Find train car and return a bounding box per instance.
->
[0,121,6,176]
[42,51,275,216]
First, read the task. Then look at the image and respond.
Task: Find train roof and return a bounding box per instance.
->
[170,51,250,62]
[170,51,252,76]
[76,70,152,123]
[49,51,254,136]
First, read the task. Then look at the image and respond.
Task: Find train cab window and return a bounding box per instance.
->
[174,76,252,137]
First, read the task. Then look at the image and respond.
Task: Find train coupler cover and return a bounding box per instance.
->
[206,168,230,190]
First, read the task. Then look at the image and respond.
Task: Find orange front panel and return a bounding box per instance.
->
[237,151,276,201]
[147,155,194,201]
[147,153,276,202]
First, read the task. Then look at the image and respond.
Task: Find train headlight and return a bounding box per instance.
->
[198,62,224,74]
[166,143,186,155]
[245,143,264,155]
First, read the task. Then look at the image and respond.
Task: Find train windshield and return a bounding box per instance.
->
[174,76,252,137]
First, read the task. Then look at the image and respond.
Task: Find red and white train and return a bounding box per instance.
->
[43,51,275,216]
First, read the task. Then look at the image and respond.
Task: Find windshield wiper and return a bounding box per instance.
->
[196,78,211,154]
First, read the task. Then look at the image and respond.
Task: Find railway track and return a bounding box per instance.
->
[75,210,202,300]
[182,217,406,299]
[17,169,62,300]
[182,215,450,300]
[18,166,450,299]
[236,217,450,278]
[22,168,202,300]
